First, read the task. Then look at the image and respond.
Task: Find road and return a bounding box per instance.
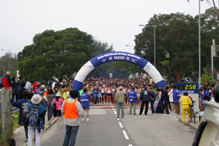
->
[41,105,196,146]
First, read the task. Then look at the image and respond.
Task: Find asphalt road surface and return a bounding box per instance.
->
[41,105,196,146]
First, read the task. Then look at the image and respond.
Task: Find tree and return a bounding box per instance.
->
[188,0,219,19]
[0,53,18,77]
[18,28,94,81]
[134,8,219,83]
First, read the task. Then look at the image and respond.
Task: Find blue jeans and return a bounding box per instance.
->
[116,102,124,118]
[94,96,98,104]
[63,125,79,146]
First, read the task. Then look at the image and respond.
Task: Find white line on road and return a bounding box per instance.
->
[114,111,117,115]
[118,122,123,128]
[122,130,129,140]
[128,145,133,146]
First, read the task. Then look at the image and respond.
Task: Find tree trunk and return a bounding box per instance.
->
[175,71,181,83]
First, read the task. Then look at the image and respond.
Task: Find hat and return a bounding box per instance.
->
[56,92,61,97]
[40,85,45,89]
[31,94,42,104]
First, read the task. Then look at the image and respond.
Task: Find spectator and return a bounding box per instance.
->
[17,81,26,100]
[11,77,19,101]
[2,71,12,89]
[47,77,52,88]
[201,86,209,111]
[31,79,38,94]
[62,90,84,146]
[48,92,63,125]
[172,85,181,115]
[25,80,33,92]
[115,86,126,118]
[27,94,46,146]
[10,90,33,142]
[139,86,155,115]
[47,89,56,121]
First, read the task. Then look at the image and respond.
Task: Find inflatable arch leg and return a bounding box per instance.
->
[72,52,165,91]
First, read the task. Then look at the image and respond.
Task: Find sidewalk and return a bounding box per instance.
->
[14,113,58,146]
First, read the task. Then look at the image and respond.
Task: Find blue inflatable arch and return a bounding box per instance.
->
[72,51,165,91]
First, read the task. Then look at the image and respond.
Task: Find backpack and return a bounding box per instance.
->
[8,139,16,146]
[28,104,40,127]
[22,102,29,120]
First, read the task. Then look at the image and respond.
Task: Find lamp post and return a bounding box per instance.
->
[139,25,156,67]
[1,49,10,72]
[198,0,201,89]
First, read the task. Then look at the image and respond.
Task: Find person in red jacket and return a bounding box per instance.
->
[31,79,38,94]
[2,71,12,90]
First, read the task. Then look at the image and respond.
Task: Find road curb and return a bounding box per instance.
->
[43,117,58,133]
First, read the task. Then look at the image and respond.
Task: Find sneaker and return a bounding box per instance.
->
[25,137,28,142]
[82,118,85,122]
[86,119,89,122]
[44,124,48,128]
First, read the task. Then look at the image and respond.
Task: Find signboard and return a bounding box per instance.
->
[175,82,199,112]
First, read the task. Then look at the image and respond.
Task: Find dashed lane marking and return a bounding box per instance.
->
[119,122,123,128]
[122,130,129,140]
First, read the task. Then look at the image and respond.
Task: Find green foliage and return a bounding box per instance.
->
[134,7,219,83]
[0,53,18,77]
[18,28,95,81]
[201,67,216,85]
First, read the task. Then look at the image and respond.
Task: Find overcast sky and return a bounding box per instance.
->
[0,0,213,56]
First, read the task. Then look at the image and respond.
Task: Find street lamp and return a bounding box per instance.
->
[198,0,201,89]
[139,25,156,67]
[1,49,10,72]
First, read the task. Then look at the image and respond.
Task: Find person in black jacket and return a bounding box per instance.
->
[139,87,155,115]
[161,87,170,114]
[11,77,19,101]
[17,81,26,100]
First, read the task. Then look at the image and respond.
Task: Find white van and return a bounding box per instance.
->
[192,85,219,146]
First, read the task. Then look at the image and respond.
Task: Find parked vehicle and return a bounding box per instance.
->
[192,84,219,146]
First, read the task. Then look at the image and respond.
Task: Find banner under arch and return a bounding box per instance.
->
[72,51,165,91]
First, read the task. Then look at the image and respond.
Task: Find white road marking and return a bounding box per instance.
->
[111,105,114,107]
[122,130,129,140]
[114,111,117,115]
[119,122,123,128]
[14,126,23,134]
[128,145,133,146]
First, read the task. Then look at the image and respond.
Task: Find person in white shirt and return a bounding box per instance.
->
[168,86,175,115]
